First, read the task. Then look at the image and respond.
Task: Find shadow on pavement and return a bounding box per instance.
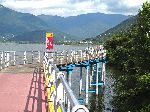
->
[24,66,47,112]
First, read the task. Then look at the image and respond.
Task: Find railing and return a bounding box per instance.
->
[0,51,41,71]
[43,45,107,112]
[0,45,106,111]
[43,59,89,112]
[44,45,106,65]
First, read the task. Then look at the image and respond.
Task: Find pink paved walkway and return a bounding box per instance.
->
[0,70,47,112]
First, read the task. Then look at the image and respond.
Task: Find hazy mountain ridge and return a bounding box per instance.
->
[0,4,74,42]
[0,5,48,35]
[38,13,130,39]
[88,15,137,43]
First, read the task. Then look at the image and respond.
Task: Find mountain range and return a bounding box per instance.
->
[38,13,130,40]
[0,4,74,42]
[0,4,131,43]
[88,15,137,43]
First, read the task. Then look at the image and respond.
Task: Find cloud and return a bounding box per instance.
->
[0,0,149,17]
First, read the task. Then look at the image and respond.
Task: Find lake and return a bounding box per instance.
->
[0,43,87,52]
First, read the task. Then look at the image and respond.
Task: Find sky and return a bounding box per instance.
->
[0,0,149,17]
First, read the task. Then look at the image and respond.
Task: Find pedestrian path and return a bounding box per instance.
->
[0,67,46,112]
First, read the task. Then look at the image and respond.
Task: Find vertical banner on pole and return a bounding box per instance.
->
[46,33,54,49]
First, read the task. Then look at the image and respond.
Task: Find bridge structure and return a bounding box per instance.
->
[0,45,107,112]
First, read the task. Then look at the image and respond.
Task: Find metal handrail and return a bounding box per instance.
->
[58,74,89,112]
[43,45,107,112]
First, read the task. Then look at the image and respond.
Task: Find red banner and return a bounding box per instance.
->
[46,33,53,49]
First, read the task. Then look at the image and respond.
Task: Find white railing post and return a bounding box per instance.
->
[85,66,89,105]
[89,64,93,88]
[79,67,83,95]
[32,51,34,63]
[13,51,16,66]
[38,51,41,63]
[96,63,99,95]
[102,62,106,85]
[101,63,104,84]
[56,73,64,105]
[4,51,7,68]
[66,51,68,63]
[80,50,83,61]
[54,67,57,112]
[60,51,64,64]
[51,52,54,63]
[73,51,75,62]
[0,52,3,70]
[75,51,78,63]
[70,50,73,63]
[24,51,26,64]
[55,52,58,65]
[7,52,9,67]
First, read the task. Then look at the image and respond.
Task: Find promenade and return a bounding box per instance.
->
[0,64,46,112]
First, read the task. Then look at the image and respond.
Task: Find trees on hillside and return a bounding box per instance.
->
[104,2,150,112]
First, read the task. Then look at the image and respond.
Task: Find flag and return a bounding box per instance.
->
[46,33,53,49]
